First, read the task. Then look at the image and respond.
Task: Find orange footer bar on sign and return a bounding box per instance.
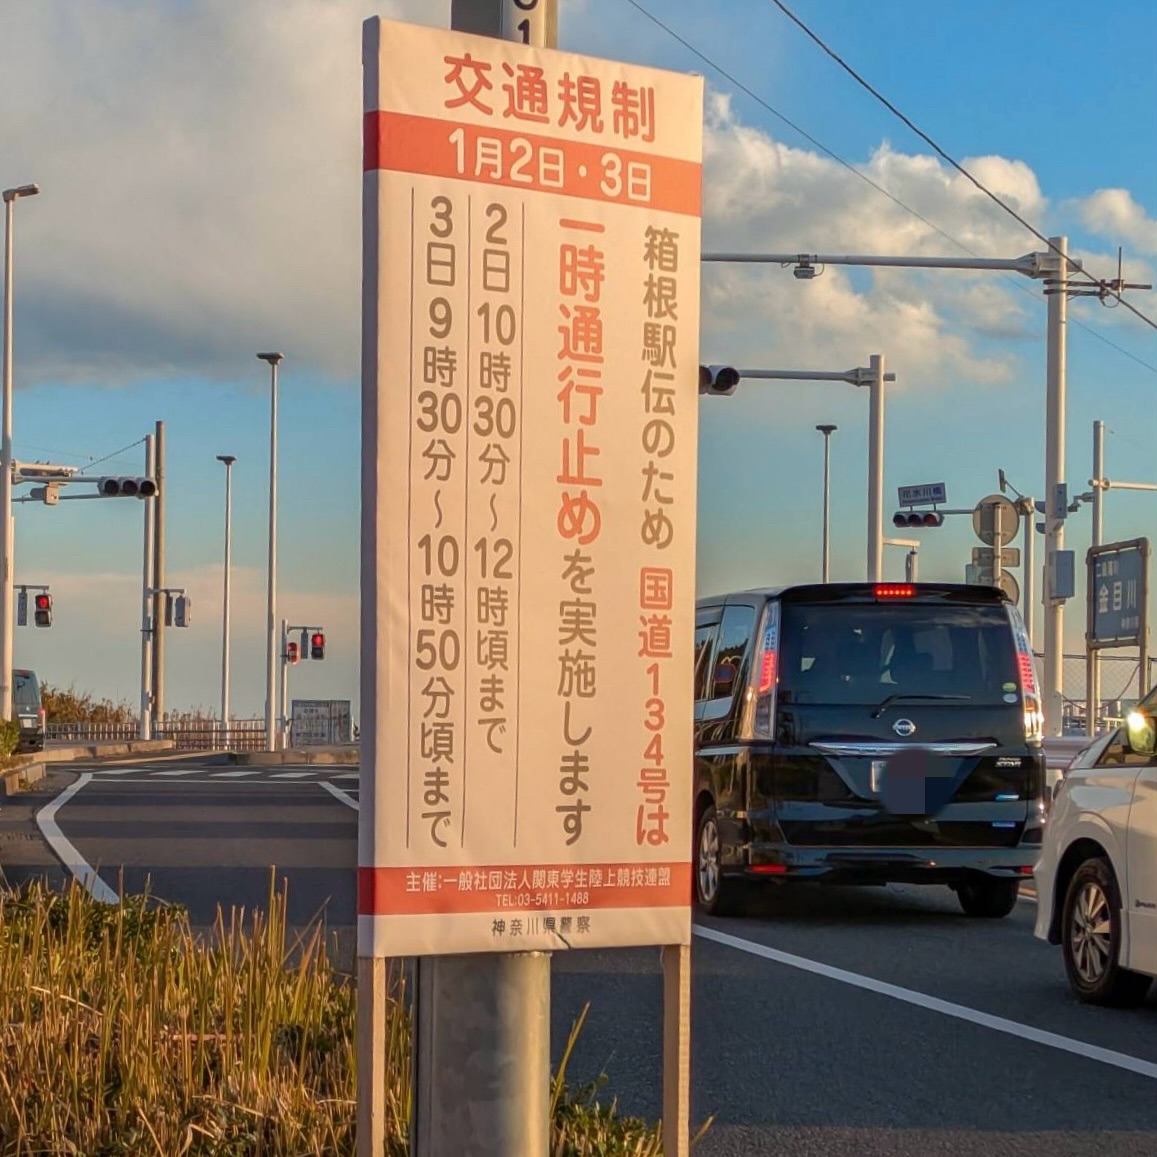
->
[358,862,692,917]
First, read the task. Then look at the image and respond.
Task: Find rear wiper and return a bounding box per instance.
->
[871,693,971,718]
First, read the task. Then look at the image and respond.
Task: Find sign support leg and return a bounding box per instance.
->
[662,943,692,1157]
[357,957,388,1157]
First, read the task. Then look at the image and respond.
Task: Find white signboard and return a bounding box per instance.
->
[290,699,353,746]
[360,18,703,957]
[897,482,946,507]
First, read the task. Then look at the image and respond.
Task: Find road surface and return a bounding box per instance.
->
[4,755,1155,1157]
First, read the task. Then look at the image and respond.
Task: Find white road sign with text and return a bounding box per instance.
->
[360,18,703,957]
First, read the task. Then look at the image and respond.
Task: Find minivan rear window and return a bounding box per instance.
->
[778,603,1019,706]
[14,672,40,710]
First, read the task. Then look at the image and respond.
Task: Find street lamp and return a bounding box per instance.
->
[217,454,236,745]
[816,424,837,582]
[1,183,40,722]
[701,357,894,581]
[257,352,283,752]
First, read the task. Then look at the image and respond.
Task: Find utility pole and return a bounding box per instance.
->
[1087,419,1104,735]
[139,434,155,739]
[150,420,166,732]
[403,11,555,1157]
[1042,237,1068,737]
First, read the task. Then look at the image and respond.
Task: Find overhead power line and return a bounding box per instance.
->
[621,0,1157,376]
[767,0,1157,333]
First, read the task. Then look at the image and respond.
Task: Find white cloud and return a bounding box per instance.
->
[1,3,1147,399]
[1078,189,1157,256]
[2,0,443,387]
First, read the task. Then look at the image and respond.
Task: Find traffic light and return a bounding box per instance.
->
[286,640,300,664]
[98,476,158,498]
[34,592,52,628]
[893,510,944,529]
[697,364,740,396]
[310,631,326,660]
[173,595,191,628]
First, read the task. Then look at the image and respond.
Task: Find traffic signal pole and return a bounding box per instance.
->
[150,420,166,731]
[139,434,155,739]
[1,185,39,723]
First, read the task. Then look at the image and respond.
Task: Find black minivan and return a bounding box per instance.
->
[693,583,1046,919]
[13,668,45,753]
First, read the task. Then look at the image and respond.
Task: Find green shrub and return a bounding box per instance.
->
[0,719,20,758]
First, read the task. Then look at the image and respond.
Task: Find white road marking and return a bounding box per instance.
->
[35,773,120,905]
[320,780,359,811]
[271,771,316,779]
[333,772,360,781]
[92,768,142,776]
[694,924,1157,1082]
[153,769,203,777]
[211,770,260,778]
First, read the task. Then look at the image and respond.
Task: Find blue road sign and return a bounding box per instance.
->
[1088,538,1149,647]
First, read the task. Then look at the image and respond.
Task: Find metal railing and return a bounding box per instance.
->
[46,717,268,752]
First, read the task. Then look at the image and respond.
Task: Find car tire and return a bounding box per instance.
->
[694,804,744,917]
[1061,857,1152,1007]
[955,877,1020,919]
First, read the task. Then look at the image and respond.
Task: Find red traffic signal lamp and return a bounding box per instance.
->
[286,640,300,665]
[310,632,326,660]
[893,510,944,529]
[34,592,52,628]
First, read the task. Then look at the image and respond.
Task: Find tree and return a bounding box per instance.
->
[40,683,136,726]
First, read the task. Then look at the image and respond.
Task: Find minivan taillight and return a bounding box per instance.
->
[751,602,780,738]
[1007,606,1043,742]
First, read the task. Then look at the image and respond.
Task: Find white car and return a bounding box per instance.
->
[1035,705,1157,1006]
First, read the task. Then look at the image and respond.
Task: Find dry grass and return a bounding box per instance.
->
[0,875,703,1155]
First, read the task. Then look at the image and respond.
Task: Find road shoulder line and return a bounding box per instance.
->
[694,924,1157,1082]
[34,773,120,905]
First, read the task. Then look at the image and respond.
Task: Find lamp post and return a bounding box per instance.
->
[257,353,283,752]
[1,183,39,723]
[816,424,836,582]
[217,454,236,745]
[700,359,894,581]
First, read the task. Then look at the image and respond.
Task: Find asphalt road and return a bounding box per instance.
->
[4,754,1156,1157]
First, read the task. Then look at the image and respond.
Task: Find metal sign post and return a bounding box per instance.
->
[359,11,702,1156]
[1086,538,1150,733]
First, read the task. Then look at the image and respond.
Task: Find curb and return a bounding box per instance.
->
[0,758,47,798]
[227,747,360,767]
[41,739,176,763]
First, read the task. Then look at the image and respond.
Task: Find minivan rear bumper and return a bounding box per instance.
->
[743,843,1037,885]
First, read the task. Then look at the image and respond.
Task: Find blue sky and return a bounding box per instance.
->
[3,0,1155,718]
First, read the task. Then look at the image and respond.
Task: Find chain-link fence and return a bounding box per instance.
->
[1040,650,1157,735]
